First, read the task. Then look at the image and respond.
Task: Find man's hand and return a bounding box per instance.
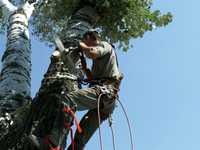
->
[79,41,99,59]
[79,41,88,50]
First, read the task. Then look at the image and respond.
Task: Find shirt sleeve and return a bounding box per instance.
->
[94,42,111,58]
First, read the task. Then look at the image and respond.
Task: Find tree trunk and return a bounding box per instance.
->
[0,4,100,150]
[0,1,35,112]
[26,6,100,149]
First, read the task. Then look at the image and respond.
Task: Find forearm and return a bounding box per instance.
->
[79,42,99,59]
[82,47,98,59]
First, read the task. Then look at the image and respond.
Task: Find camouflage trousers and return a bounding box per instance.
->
[66,84,118,150]
[30,80,119,150]
[40,82,116,150]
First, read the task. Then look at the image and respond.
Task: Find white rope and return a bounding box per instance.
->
[96,92,135,150]
[97,93,104,150]
[108,115,116,150]
[117,98,135,150]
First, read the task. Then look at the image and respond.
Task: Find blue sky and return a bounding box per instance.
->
[0,0,199,150]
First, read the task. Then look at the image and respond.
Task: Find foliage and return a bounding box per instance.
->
[97,0,173,50]
[0,0,173,50]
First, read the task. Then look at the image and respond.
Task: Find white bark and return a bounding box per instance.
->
[0,0,17,16]
[0,1,36,112]
[22,1,35,19]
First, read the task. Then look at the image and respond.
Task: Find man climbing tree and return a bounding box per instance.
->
[29,29,123,150]
[0,0,173,149]
[67,29,123,149]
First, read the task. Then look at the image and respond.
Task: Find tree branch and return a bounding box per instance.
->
[0,0,17,16]
[22,0,48,19]
[22,1,35,19]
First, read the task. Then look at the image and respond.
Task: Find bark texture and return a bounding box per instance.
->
[0,2,34,112]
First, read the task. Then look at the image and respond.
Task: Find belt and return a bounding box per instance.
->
[88,77,122,89]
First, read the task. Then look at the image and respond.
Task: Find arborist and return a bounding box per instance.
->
[66,30,123,149]
[28,30,123,150]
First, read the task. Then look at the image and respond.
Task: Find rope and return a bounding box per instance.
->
[63,119,74,150]
[63,106,82,150]
[108,115,116,150]
[63,106,82,134]
[97,93,104,150]
[117,98,135,150]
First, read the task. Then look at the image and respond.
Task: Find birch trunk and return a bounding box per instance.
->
[0,1,35,112]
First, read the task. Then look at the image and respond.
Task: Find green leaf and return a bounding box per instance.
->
[28,0,173,51]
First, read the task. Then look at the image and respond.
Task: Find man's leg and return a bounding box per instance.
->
[67,84,118,150]
[28,86,109,149]
[67,103,115,150]
[41,86,99,149]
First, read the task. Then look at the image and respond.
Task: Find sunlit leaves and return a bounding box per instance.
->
[30,0,80,43]
[96,0,172,50]
[0,0,173,50]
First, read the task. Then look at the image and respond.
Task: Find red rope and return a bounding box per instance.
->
[64,118,75,150]
[63,106,83,150]
[63,106,82,134]
[42,106,81,150]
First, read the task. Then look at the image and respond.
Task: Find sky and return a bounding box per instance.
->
[0,0,200,150]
